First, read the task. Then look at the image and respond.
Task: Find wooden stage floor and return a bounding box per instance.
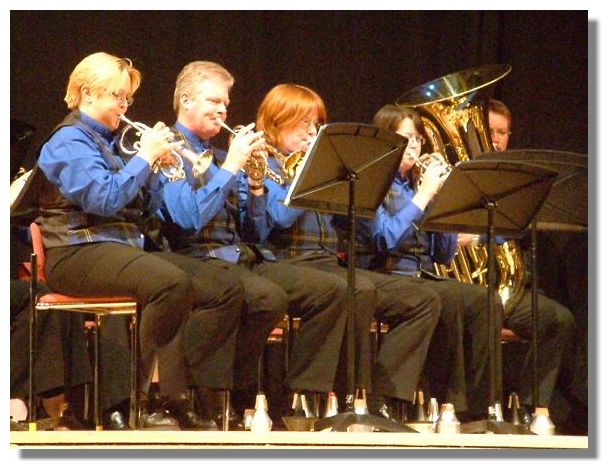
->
[10,429,589,451]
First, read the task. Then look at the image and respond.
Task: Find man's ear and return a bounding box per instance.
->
[180,93,190,111]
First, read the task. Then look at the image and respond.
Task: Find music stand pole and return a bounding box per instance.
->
[530,219,540,409]
[345,173,357,407]
[484,199,499,409]
[313,172,415,432]
[285,123,416,432]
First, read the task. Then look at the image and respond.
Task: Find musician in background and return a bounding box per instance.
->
[488,99,512,152]
[485,98,579,432]
[29,52,245,430]
[156,62,350,425]
[244,84,441,423]
[367,104,496,422]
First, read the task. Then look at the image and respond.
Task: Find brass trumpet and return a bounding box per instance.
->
[118,115,213,181]
[217,119,306,185]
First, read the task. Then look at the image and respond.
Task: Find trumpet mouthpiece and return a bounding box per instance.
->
[216,118,237,136]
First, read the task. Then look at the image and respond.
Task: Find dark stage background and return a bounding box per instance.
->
[11,10,587,153]
[10,10,590,431]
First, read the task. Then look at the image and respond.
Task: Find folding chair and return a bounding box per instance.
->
[27,222,140,431]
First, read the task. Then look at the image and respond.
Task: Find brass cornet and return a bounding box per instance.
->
[217,119,306,185]
[118,115,214,182]
[406,150,451,189]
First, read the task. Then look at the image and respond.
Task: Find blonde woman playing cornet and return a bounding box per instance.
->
[32,52,246,430]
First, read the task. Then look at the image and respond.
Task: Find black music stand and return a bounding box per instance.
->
[285,123,413,432]
[422,159,557,434]
[475,150,587,409]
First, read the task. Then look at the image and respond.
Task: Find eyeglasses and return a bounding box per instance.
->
[490,129,511,137]
[297,118,322,131]
[404,133,426,145]
[111,92,134,106]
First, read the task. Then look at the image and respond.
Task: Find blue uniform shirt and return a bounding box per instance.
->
[372,174,458,273]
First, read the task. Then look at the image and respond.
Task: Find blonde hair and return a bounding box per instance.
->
[173,61,234,113]
[64,52,141,110]
[256,83,327,149]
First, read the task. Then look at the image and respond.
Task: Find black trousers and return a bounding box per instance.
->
[157,253,285,393]
[252,260,349,393]
[162,246,348,394]
[422,278,496,416]
[503,290,576,407]
[45,243,244,397]
[281,253,440,401]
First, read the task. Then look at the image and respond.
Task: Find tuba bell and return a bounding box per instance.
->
[396,64,526,316]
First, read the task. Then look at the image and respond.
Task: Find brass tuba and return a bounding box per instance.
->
[396,64,526,316]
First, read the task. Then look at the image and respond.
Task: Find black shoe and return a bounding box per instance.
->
[165,399,218,431]
[103,410,130,430]
[368,397,400,424]
[140,410,180,430]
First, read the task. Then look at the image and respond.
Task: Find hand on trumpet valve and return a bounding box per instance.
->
[417,154,449,198]
[245,151,268,186]
[222,122,266,175]
[137,121,184,167]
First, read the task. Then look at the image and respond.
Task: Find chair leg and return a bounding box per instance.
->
[129,308,140,429]
[284,316,294,379]
[28,307,38,430]
[28,253,38,431]
[94,315,102,431]
[221,390,230,431]
[257,355,264,394]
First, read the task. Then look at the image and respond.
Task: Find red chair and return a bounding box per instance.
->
[27,222,140,431]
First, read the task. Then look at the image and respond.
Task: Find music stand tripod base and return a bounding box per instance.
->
[314,412,418,433]
[461,420,534,435]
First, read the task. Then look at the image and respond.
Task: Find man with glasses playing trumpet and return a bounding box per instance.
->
[153,62,350,426]
[27,52,248,430]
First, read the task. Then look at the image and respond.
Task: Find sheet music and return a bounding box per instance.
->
[284,124,325,206]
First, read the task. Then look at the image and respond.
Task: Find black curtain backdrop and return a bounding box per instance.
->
[11,10,588,155]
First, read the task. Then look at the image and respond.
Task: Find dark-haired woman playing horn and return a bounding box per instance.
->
[364,104,499,423]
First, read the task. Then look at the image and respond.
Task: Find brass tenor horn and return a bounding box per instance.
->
[396,64,526,316]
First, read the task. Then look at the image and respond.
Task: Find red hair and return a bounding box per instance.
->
[256,83,327,148]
